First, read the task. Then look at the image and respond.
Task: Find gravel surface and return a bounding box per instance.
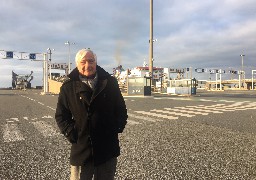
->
[1,89,256,179]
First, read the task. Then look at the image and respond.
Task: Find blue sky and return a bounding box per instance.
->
[1,0,256,87]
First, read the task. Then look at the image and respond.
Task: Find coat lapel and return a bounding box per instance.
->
[75,81,93,106]
[91,78,107,102]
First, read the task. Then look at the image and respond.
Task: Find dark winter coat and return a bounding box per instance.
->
[55,65,128,166]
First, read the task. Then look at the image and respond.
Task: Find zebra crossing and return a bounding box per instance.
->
[2,116,60,143]
[128,101,256,124]
[31,121,59,138]
[3,123,25,142]
[1,101,256,143]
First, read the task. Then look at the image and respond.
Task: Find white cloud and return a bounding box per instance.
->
[0,0,256,87]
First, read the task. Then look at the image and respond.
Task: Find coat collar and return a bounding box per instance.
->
[71,66,109,105]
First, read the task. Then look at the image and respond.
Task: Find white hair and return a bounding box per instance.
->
[75,48,97,65]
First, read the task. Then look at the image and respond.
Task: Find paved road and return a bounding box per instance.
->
[0,89,256,179]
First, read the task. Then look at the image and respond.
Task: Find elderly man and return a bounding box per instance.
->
[55,48,128,180]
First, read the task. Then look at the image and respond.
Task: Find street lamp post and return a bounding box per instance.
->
[149,0,153,85]
[65,41,75,74]
[240,54,245,88]
[43,53,48,94]
[47,48,54,80]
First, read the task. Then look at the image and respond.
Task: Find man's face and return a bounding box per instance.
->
[77,51,97,76]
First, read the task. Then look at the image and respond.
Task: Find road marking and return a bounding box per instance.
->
[219,100,235,103]
[3,123,25,142]
[20,95,56,111]
[127,119,141,125]
[128,113,160,122]
[47,106,56,111]
[38,102,44,105]
[175,106,222,113]
[10,118,19,121]
[198,107,224,113]
[200,99,213,102]
[6,121,15,123]
[132,102,252,121]
[164,108,208,115]
[151,109,195,117]
[134,111,178,120]
[42,115,53,119]
[31,121,59,137]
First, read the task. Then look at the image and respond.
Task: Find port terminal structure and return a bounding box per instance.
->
[1,50,256,95]
[0,50,53,94]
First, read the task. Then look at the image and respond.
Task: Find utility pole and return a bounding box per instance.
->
[149,0,153,85]
[240,54,245,88]
[43,53,49,94]
[65,41,75,74]
[47,48,54,80]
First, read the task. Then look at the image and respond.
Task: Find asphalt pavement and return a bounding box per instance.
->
[0,89,256,179]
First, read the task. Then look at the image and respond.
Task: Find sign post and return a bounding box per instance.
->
[42,53,49,94]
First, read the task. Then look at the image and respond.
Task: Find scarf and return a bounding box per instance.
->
[79,73,98,91]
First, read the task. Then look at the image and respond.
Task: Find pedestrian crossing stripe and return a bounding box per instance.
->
[134,111,178,120]
[10,118,19,121]
[164,108,209,115]
[31,121,59,138]
[127,120,141,125]
[128,113,160,122]
[151,109,195,117]
[2,101,256,143]
[172,106,223,113]
[3,123,25,143]
[2,121,60,143]
[133,102,256,122]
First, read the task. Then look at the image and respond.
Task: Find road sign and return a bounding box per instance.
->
[6,51,13,58]
[29,54,36,60]
[49,63,68,70]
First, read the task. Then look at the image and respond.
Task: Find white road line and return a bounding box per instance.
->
[31,121,59,137]
[219,100,235,103]
[200,99,213,102]
[232,107,251,111]
[22,95,64,112]
[127,119,141,125]
[134,111,178,120]
[38,102,44,105]
[222,108,239,111]
[6,121,15,123]
[42,115,53,119]
[244,107,256,110]
[21,95,56,111]
[47,106,56,111]
[164,108,208,115]
[151,109,195,117]
[177,107,223,113]
[3,123,25,142]
[232,102,245,105]
[210,104,226,107]
[201,106,226,110]
[10,118,19,121]
[128,113,159,122]
[167,97,191,101]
